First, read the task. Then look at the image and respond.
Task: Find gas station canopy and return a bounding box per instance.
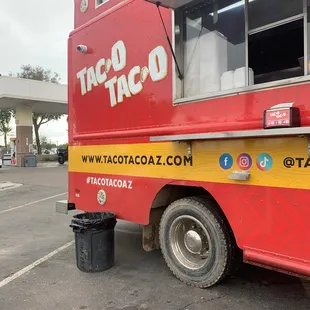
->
[145,0,193,9]
[0,76,67,115]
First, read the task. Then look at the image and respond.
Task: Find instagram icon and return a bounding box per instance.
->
[237,153,252,170]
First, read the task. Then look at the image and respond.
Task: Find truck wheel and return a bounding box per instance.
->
[58,155,65,165]
[159,196,234,288]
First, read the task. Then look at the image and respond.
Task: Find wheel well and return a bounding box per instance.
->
[151,185,207,210]
[143,184,239,254]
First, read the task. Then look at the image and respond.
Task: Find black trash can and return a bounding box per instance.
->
[70,212,117,273]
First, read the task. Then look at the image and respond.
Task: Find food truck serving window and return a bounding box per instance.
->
[163,0,310,103]
[175,0,246,99]
[248,0,303,30]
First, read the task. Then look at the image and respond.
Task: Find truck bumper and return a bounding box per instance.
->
[56,200,75,214]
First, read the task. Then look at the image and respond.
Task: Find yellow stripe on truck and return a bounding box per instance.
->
[69,136,310,190]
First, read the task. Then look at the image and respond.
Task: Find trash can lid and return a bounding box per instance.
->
[72,212,116,228]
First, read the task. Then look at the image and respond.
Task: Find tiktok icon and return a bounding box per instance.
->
[256,153,273,171]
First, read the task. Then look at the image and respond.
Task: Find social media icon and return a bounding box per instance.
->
[237,153,252,170]
[256,153,273,171]
[219,154,233,170]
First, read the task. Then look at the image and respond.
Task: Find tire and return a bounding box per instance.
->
[159,196,234,288]
[58,155,65,165]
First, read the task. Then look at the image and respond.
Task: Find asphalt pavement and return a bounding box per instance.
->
[0,164,309,310]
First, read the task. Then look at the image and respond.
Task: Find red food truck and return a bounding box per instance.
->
[57,0,310,288]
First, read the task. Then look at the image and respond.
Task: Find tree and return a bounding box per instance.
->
[58,143,68,149]
[32,113,62,154]
[11,65,64,154]
[40,135,57,150]
[16,64,61,83]
[0,110,13,148]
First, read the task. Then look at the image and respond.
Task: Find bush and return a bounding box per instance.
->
[36,154,58,162]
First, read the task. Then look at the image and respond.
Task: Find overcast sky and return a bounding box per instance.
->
[0,0,74,146]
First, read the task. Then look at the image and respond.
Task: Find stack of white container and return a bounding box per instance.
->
[183,28,255,97]
[220,67,254,91]
[184,30,228,97]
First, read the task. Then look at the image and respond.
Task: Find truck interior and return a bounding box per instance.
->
[147,0,309,100]
[249,18,304,85]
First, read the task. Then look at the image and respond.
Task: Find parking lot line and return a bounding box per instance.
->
[0,240,74,289]
[0,227,141,289]
[0,192,68,214]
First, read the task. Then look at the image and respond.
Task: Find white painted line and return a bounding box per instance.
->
[0,181,23,191]
[0,240,74,289]
[0,227,141,288]
[0,192,68,214]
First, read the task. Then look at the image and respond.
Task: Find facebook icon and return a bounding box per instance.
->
[219,153,233,170]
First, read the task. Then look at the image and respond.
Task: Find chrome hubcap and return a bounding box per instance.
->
[184,230,202,254]
[170,215,211,270]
